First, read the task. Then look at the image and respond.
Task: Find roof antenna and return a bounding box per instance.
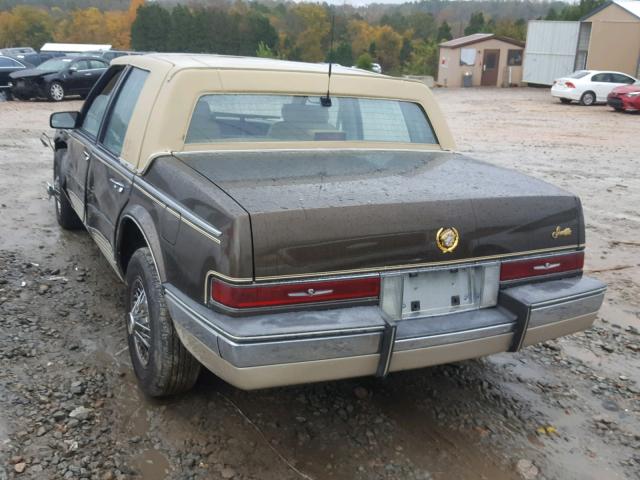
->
[321,8,336,107]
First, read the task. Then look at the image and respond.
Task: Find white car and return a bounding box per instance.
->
[551,70,638,106]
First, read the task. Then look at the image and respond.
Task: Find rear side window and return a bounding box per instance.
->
[0,57,22,67]
[101,68,149,157]
[591,73,611,82]
[185,94,437,145]
[569,70,590,79]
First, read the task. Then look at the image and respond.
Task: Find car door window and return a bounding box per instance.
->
[81,69,124,139]
[74,60,90,71]
[89,60,107,70]
[101,68,149,157]
[591,73,606,82]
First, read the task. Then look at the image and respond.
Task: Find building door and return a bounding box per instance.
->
[481,49,500,86]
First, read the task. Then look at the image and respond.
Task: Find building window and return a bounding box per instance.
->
[460,48,476,66]
[507,49,522,66]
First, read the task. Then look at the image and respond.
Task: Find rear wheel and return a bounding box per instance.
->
[580,91,596,106]
[53,149,83,230]
[48,81,65,102]
[126,248,201,397]
[559,98,571,104]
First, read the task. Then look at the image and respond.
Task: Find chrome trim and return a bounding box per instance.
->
[66,189,85,221]
[133,180,222,244]
[528,292,605,328]
[533,262,561,271]
[177,147,444,156]
[119,214,162,282]
[219,332,382,368]
[252,246,583,282]
[394,323,514,351]
[529,287,607,309]
[87,226,123,281]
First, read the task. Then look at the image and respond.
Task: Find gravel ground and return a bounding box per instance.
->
[0,88,638,480]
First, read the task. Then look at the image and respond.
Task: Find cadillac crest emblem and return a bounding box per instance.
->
[436,227,459,253]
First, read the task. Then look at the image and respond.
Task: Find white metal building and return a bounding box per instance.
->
[40,43,112,53]
[522,21,580,85]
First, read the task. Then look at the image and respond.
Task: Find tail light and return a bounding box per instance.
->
[500,251,584,282]
[565,82,576,89]
[211,277,380,309]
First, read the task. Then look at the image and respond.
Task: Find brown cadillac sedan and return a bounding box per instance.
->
[47,54,606,396]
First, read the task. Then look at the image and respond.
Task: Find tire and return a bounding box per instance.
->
[53,149,83,230]
[614,107,623,112]
[580,91,596,106]
[559,98,571,104]
[126,248,201,396]
[48,81,65,102]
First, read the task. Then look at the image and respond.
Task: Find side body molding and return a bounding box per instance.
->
[116,203,167,282]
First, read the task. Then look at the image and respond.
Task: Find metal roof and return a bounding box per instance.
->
[41,43,111,52]
[439,33,524,49]
[581,0,640,21]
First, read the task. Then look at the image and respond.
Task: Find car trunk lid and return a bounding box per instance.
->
[177,150,581,280]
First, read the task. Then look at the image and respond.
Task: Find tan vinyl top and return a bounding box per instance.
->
[110,54,457,171]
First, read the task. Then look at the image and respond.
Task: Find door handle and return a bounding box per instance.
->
[109,178,126,193]
[82,150,90,161]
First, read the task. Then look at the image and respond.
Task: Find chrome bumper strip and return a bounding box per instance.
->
[165,276,606,375]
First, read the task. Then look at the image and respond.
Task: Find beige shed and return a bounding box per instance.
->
[437,33,525,88]
[578,0,640,77]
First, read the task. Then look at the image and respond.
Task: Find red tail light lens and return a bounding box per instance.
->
[565,82,576,89]
[500,251,584,282]
[211,277,380,309]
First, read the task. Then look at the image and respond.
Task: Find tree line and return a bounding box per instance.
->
[0,0,573,77]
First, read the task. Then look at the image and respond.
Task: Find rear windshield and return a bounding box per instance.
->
[185,94,437,144]
[568,70,590,79]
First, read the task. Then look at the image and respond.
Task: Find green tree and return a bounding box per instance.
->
[131,3,171,51]
[405,40,438,76]
[168,5,194,52]
[436,21,452,41]
[464,12,486,36]
[328,41,353,66]
[355,52,373,71]
[256,41,276,58]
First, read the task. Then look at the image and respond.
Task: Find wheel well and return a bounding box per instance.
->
[118,218,148,275]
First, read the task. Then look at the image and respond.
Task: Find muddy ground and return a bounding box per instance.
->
[0,88,638,480]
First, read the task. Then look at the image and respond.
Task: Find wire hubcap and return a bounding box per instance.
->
[129,278,151,366]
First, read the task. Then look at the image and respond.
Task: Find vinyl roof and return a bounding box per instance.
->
[114,53,381,77]
[439,33,525,49]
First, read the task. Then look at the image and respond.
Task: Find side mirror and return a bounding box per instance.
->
[68,66,77,74]
[50,111,79,129]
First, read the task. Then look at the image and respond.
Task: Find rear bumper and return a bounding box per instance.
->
[550,86,581,101]
[165,276,605,390]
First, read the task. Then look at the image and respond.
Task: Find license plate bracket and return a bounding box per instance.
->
[380,263,500,320]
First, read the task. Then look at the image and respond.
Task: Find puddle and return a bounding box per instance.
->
[130,449,171,479]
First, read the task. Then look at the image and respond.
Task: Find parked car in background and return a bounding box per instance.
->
[607,81,640,112]
[47,54,605,396]
[0,47,36,56]
[551,70,637,106]
[8,52,66,67]
[10,56,108,101]
[0,55,31,100]
[371,62,382,74]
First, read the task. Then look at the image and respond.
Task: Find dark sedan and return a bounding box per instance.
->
[10,56,108,101]
[0,55,30,100]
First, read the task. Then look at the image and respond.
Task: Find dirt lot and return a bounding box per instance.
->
[0,88,638,480]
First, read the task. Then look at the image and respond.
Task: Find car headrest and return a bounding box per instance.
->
[192,100,211,122]
[281,103,329,124]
